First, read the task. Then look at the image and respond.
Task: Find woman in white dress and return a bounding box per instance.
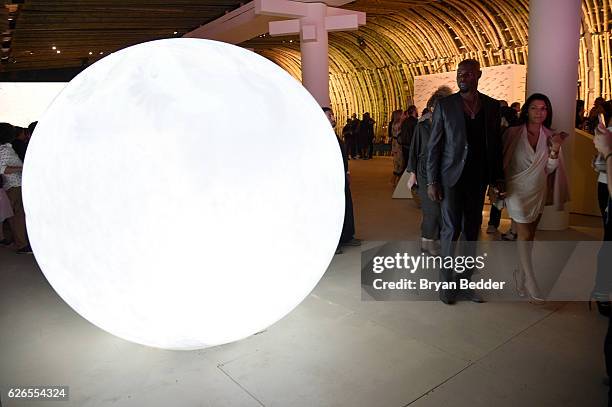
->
[503,93,569,302]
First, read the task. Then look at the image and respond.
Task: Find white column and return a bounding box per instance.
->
[527,0,581,230]
[257,0,364,108]
[299,3,329,107]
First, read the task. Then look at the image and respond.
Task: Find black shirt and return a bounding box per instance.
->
[463,110,488,184]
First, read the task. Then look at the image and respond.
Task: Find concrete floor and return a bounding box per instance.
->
[0,156,608,406]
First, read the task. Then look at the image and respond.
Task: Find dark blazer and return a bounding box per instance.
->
[426,92,503,188]
[406,116,432,179]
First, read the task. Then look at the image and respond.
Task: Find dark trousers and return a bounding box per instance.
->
[599,182,612,241]
[346,138,357,158]
[488,204,502,228]
[339,178,355,243]
[401,147,410,173]
[417,174,441,240]
[440,175,488,282]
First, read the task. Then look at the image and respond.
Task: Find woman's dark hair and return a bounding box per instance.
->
[0,122,16,144]
[519,93,553,129]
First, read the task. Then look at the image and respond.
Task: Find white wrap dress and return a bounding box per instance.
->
[504,126,560,223]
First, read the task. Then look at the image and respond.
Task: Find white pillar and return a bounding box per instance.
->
[257,0,364,107]
[527,0,581,230]
[299,3,329,107]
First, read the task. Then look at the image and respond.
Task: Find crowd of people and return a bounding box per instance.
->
[340,112,376,160]
[0,121,36,254]
[577,96,612,133]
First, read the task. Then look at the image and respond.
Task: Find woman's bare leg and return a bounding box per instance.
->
[515,215,543,301]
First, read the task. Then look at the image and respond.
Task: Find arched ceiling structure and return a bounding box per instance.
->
[245,0,611,137]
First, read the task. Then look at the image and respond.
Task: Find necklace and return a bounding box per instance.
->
[462,95,480,119]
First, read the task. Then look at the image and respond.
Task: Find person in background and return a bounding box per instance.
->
[11,126,29,162]
[488,100,519,236]
[349,114,360,159]
[592,123,612,407]
[0,123,31,254]
[0,172,13,245]
[366,113,376,159]
[587,97,607,133]
[358,112,374,160]
[323,107,361,255]
[389,110,405,186]
[502,93,569,303]
[592,117,612,318]
[406,86,452,255]
[399,106,418,173]
[576,100,586,129]
[511,102,521,114]
[342,119,353,159]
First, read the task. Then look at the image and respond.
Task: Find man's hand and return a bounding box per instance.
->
[427,183,443,202]
[494,181,506,199]
[407,172,417,190]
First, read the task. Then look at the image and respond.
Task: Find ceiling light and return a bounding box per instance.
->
[99,52,103,55]
[56,50,61,54]
[52,46,56,50]
[89,51,92,55]
[173,31,178,35]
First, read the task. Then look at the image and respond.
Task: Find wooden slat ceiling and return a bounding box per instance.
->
[2,0,245,71]
[2,0,433,72]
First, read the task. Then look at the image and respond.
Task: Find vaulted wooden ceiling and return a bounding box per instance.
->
[2,0,611,136]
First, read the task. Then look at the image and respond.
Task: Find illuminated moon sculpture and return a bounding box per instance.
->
[22,39,345,350]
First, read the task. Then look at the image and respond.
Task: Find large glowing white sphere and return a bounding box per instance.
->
[22,38,345,350]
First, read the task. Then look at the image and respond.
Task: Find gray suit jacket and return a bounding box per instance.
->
[426,92,504,188]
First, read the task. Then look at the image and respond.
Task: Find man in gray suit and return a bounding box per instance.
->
[426,59,505,304]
